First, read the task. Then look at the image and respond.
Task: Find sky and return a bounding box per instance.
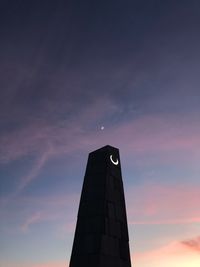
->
[0,0,200,266]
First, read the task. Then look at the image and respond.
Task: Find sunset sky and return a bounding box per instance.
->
[0,1,200,267]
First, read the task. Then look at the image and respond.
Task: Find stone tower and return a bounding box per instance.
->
[69,145,132,267]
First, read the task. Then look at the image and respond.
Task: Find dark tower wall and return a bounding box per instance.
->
[69,145,132,267]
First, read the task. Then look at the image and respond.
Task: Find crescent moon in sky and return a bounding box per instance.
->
[110,155,119,165]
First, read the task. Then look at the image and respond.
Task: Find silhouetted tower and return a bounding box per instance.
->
[69,145,132,267]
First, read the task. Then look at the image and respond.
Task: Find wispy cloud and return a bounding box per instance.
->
[1,102,200,203]
[21,212,42,233]
[132,217,200,225]
[126,183,200,225]
[1,261,67,267]
[17,193,79,234]
[0,97,119,165]
[32,263,67,267]
[1,103,200,165]
[7,181,199,236]
[0,98,119,199]
[0,147,53,206]
[105,114,200,155]
[18,149,52,192]
[182,236,200,253]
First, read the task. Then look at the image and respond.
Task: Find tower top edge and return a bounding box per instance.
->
[89,145,119,154]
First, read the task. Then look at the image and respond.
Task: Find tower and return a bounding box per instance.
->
[69,145,132,267]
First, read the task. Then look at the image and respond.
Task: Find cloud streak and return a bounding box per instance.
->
[126,183,200,225]
[1,109,200,208]
[1,100,200,164]
[1,261,67,267]
[182,236,200,253]
[18,149,51,192]
[21,212,42,233]
[1,93,200,233]
[13,193,80,234]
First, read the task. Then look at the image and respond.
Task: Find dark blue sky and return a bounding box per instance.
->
[1,0,200,127]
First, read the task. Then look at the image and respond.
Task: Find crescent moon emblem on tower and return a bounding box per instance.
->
[110,155,119,165]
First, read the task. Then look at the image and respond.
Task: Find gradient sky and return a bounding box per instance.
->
[0,1,200,266]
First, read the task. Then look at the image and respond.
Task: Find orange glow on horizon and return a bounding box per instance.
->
[133,240,200,267]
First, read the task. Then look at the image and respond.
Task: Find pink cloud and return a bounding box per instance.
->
[131,217,200,225]
[1,261,68,267]
[1,105,199,166]
[133,240,200,267]
[126,183,200,225]
[106,115,200,155]
[32,263,68,267]
[182,236,200,253]
[4,181,199,236]
[14,182,199,237]
[1,103,200,204]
